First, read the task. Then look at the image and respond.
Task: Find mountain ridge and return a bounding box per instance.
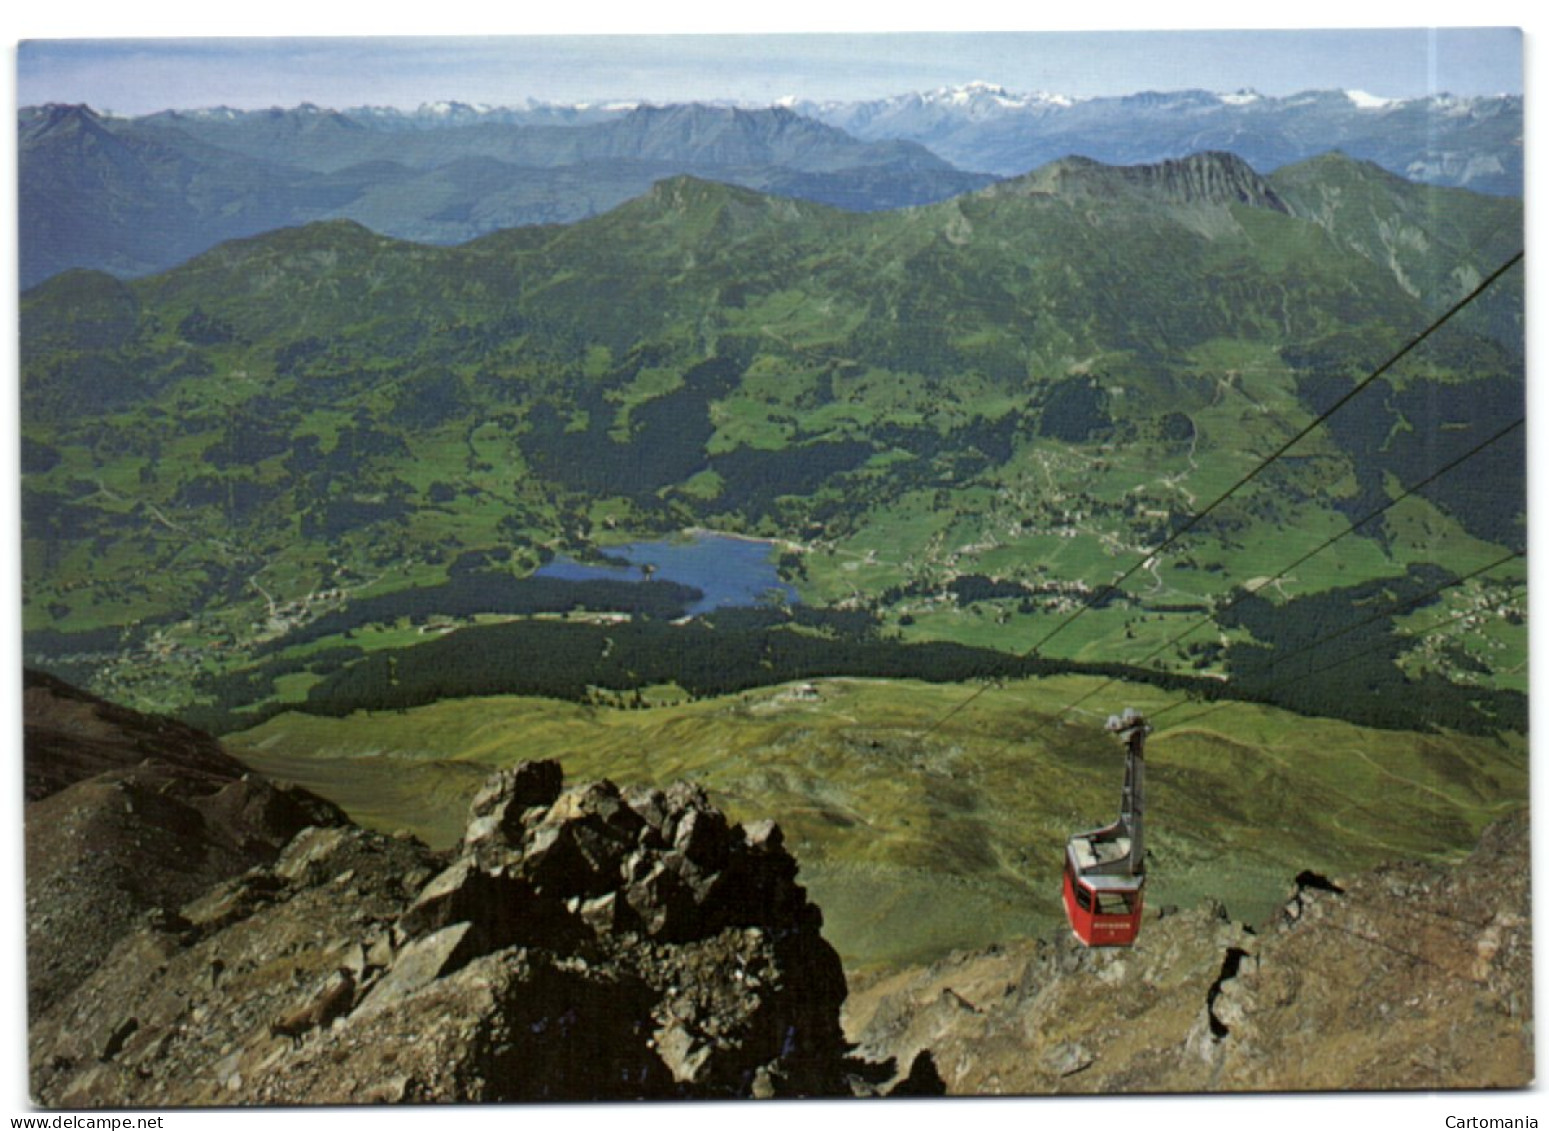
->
[24,675,905,1103]
[994,151,1291,213]
[23,669,350,1019]
[19,101,995,287]
[789,84,1523,193]
[20,84,1520,288]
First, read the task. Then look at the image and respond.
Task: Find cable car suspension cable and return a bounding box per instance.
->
[916,248,1524,741]
[1033,416,1525,733]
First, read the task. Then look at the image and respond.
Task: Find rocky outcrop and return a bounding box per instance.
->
[29,738,898,1105]
[1109,151,1292,212]
[845,809,1532,1093]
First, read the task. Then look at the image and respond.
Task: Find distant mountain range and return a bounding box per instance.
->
[18,102,993,288]
[784,83,1523,193]
[19,84,1521,288]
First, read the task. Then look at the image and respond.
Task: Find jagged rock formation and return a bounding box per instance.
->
[26,678,898,1104]
[845,809,1532,1093]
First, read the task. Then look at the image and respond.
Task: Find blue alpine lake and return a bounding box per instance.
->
[534,531,798,615]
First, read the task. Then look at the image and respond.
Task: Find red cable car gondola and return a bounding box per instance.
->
[1062,709,1150,947]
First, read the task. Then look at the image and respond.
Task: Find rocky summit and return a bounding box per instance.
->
[26,676,917,1104]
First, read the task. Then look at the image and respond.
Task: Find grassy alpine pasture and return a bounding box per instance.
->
[228,674,1528,972]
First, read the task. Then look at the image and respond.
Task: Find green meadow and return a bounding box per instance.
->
[229,674,1527,971]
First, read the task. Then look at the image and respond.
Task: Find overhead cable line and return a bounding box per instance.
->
[1039,416,1525,730]
[1153,580,1525,735]
[917,247,1524,739]
[1151,570,1525,732]
[1152,545,1524,715]
[962,553,1524,772]
[1020,248,1524,662]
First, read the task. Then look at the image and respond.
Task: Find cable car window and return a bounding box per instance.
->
[1074,885,1093,912]
[1095,891,1136,915]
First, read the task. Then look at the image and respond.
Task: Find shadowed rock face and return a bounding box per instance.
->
[23,670,350,1020]
[27,689,889,1105]
[24,668,254,801]
[1001,152,1292,213]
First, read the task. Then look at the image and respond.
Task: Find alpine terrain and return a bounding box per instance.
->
[18,74,1528,1105]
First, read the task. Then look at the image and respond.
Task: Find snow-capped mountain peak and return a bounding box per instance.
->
[1346,89,1397,110]
[418,100,496,117]
[926,82,1081,111]
[939,80,1014,105]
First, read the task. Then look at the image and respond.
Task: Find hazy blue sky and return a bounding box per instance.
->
[17,27,1523,115]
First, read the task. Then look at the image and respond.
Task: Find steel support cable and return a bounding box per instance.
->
[1150,546,1524,718]
[1022,248,1525,661]
[960,538,1521,770]
[1039,416,1526,730]
[910,239,1528,913]
[1144,586,1528,905]
[1152,574,1526,732]
[917,247,1524,740]
[962,563,1524,776]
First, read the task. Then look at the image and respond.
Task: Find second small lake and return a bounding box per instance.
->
[534,531,799,615]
